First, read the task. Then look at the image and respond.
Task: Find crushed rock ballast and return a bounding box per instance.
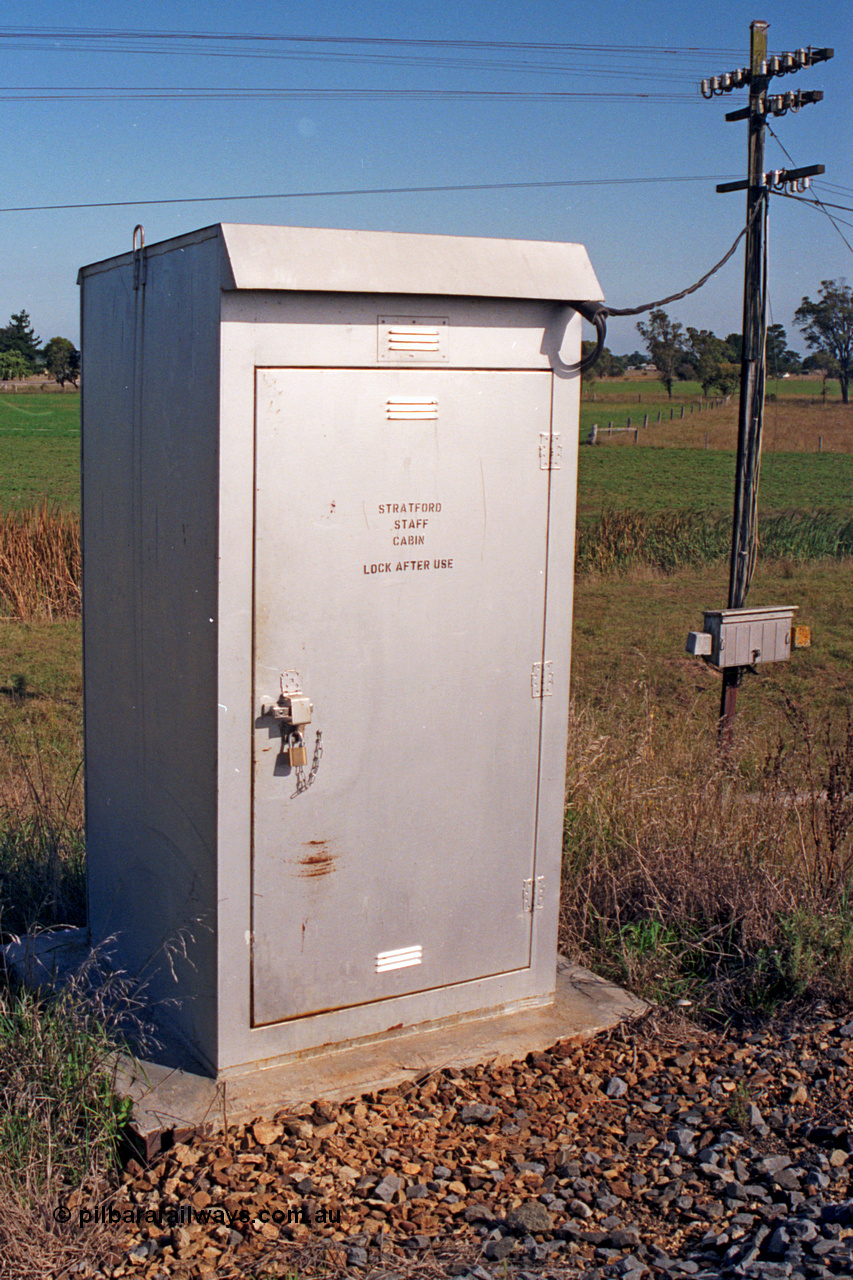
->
[76,1004,853,1280]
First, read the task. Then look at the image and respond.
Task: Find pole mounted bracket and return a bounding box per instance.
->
[716,164,824,194]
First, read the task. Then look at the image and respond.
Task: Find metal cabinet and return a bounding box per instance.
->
[79,223,601,1076]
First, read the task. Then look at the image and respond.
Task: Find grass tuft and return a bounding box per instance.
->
[0,947,149,1279]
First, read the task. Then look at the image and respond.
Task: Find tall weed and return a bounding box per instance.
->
[0,721,85,939]
[0,949,150,1279]
[562,696,853,1012]
[576,507,853,577]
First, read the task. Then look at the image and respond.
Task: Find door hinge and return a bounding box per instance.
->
[539,432,562,470]
[530,660,554,698]
[522,877,545,913]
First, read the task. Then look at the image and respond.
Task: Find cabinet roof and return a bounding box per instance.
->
[79,222,603,302]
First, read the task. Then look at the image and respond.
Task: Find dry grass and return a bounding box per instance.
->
[0,946,155,1280]
[0,506,81,621]
[602,398,851,454]
[0,1171,124,1280]
[561,696,853,1013]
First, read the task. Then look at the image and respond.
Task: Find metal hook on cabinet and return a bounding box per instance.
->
[133,224,146,290]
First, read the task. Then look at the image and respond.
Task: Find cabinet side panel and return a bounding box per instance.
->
[82,239,221,1070]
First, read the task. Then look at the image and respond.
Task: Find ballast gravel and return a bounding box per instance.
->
[67,1003,853,1280]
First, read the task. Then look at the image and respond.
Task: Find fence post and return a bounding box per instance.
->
[634,428,639,443]
[680,405,684,418]
[643,413,648,428]
[627,415,632,429]
[608,421,613,435]
[819,435,823,452]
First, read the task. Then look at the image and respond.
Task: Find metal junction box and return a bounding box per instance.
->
[686,605,798,668]
[79,223,601,1076]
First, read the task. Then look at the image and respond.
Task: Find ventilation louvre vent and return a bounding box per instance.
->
[376,945,423,973]
[378,315,449,362]
[388,327,441,352]
[386,399,438,420]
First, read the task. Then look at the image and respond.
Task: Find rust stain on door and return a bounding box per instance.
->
[299,840,335,878]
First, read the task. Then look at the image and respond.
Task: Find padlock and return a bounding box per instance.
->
[287,731,308,768]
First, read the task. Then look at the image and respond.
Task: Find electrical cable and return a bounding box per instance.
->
[0,27,744,57]
[602,197,765,318]
[773,191,853,252]
[0,172,738,215]
[572,199,766,371]
[0,88,701,102]
[779,195,853,215]
[764,121,853,253]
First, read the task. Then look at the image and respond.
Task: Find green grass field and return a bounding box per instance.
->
[2,387,851,517]
[0,391,81,511]
[577,447,853,516]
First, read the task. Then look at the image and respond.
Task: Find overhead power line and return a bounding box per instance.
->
[0,87,700,102]
[0,28,744,83]
[0,27,744,56]
[764,121,852,253]
[0,172,739,215]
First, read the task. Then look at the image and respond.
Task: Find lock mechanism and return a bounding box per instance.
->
[260,674,313,768]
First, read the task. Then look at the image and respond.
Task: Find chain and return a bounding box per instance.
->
[292,730,323,797]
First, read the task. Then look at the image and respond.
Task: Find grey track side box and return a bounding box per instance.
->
[78,222,601,1078]
[686,605,798,668]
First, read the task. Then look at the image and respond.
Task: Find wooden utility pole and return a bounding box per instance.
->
[703,24,831,746]
[719,19,769,745]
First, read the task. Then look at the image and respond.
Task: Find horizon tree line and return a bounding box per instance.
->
[583,278,853,405]
[0,309,80,388]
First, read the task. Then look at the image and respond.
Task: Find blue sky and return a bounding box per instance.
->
[2,0,850,355]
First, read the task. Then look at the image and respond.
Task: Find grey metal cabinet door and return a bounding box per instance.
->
[251,367,554,1026]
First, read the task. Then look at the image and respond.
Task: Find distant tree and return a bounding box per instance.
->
[675,356,697,383]
[581,342,624,384]
[0,351,31,380]
[766,324,787,370]
[801,350,840,399]
[802,350,839,375]
[724,332,743,362]
[714,361,740,396]
[0,309,42,372]
[42,336,80,389]
[636,309,685,398]
[766,324,801,375]
[794,280,853,404]
[622,350,648,368]
[685,327,739,397]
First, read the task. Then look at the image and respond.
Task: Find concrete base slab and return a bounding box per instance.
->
[1,930,646,1160]
[120,957,645,1158]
